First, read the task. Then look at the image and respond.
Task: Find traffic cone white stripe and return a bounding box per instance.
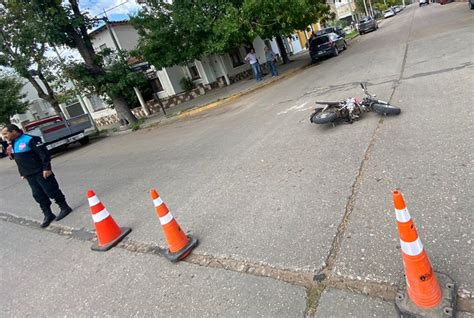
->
[400,237,424,256]
[159,212,173,225]
[88,195,100,207]
[92,208,110,223]
[395,207,411,223]
[153,197,164,207]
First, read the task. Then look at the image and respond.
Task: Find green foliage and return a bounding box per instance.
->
[0,75,29,124]
[131,0,332,70]
[241,0,333,39]
[27,0,138,124]
[131,0,250,69]
[180,77,195,91]
[65,50,149,109]
[129,117,145,131]
[0,0,63,114]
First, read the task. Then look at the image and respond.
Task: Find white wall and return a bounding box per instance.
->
[113,24,140,52]
[164,65,186,95]
[91,28,116,52]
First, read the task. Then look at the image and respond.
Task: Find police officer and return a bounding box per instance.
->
[1,124,73,228]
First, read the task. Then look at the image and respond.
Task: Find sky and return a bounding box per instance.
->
[79,0,142,21]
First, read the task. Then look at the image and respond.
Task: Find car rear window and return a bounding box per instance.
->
[312,36,329,46]
[360,17,371,23]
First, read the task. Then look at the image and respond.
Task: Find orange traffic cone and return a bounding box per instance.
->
[87,190,131,251]
[392,190,456,317]
[150,189,197,262]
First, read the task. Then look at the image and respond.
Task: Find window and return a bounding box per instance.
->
[229,48,244,68]
[313,36,329,46]
[188,64,201,80]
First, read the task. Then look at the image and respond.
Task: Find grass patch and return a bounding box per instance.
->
[346,30,359,41]
[305,284,327,316]
[129,117,146,131]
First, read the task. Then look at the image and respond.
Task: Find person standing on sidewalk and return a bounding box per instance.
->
[264,47,279,77]
[244,48,262,81]
[1,124,73,228]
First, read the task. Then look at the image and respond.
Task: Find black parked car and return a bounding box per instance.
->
[357,16,378,35]
[309,32,347,63]
[316,27,346,38]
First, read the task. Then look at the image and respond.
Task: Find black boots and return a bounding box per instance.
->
[41,207,56,228]
[55,202,73,221]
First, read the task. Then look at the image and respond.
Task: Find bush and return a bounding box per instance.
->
[129,117,145,131]
[180,77,195,91]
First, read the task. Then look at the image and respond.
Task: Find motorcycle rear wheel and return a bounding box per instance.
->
[311,108,338,124]
[373,103,401,115]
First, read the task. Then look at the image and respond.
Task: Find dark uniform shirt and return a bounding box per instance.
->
[11,134,51,177]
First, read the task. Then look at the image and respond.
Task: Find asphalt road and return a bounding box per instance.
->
[1,3,472,316]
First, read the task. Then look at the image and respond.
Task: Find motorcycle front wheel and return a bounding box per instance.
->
[310,108,338,124]
[373,103,401,115]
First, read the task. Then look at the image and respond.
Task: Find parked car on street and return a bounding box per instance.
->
[23,114,92,151]
[357,16,378,34]
[392,5,402,13]
[419,0,429,6]
[316,27,346,38]
[384,8,396,18]
[309,32,347,63]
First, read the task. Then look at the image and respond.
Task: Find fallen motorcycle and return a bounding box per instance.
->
[310,83,401,125]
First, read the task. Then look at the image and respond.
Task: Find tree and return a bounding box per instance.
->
[241,0,333,63]
[0,1,64,116]
[133,0,332,69]
[131,0,250,70]
[28,0,138,124]
[65,48,149,110]
[0,75,28,124]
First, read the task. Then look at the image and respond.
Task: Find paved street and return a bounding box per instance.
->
[1,3,473,317]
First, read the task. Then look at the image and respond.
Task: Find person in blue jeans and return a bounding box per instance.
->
[244,48,262,81]
[264,46,279,77]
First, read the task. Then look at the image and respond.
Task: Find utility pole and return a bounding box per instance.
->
[368,0,374,16]
[53,46,98,131]
[102,10,150,117]
[362,0,369,16]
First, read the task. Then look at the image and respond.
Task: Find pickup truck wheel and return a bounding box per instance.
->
[79,136,90,146]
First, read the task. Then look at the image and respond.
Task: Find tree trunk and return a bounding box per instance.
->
[37,70,63,116]
[111,94,137,125]
[275,35,290,64]
[26,74,63,116]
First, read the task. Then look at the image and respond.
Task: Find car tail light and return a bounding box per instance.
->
[328,41,333,48]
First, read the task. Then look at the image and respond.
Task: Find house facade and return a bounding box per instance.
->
[87,20,288,127]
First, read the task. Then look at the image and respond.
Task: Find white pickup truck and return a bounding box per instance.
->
[24,114,93,151]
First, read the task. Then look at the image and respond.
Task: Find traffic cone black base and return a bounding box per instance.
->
[164,236,198,263]
[395,272,457,318]
[91,227,132,252]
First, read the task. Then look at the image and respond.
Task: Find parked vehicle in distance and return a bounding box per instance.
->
[316,27,346,38]
[384,8,396,18]
[357,16,378,34]
[419,0,429,6]
[392,5,402,13]
[23,114,92,151]
[309,33,347,63]
[470,0,474,9]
